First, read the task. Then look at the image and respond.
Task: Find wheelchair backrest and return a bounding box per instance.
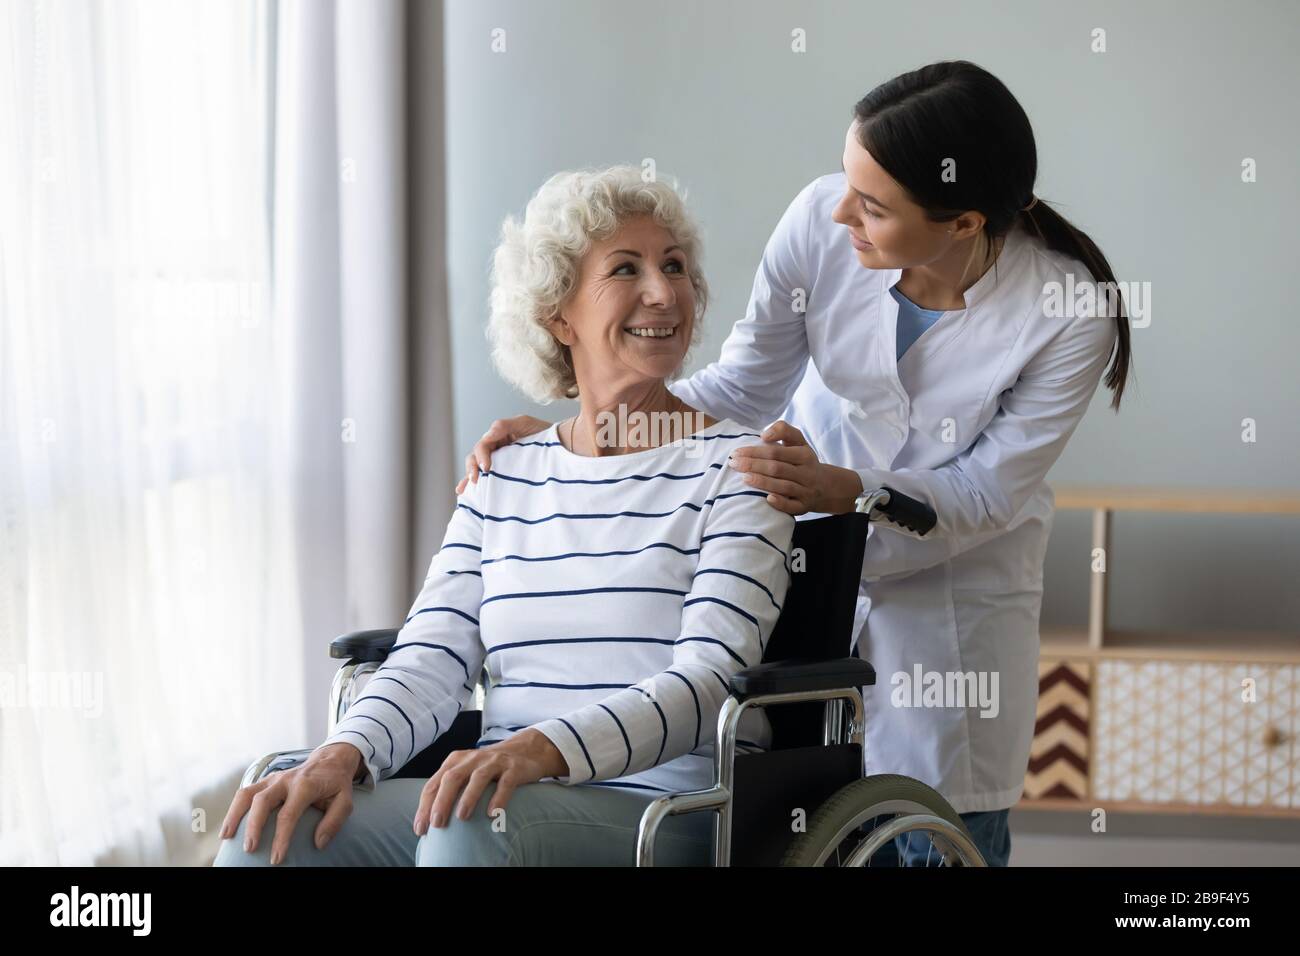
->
[764,512,870,665]
[760,512,871,753]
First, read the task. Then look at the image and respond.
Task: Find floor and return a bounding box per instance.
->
[1008,808,1300,865]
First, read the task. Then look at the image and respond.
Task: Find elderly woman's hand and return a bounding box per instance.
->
[219,742,362,865]
[414,729,568,835]
[455,415,552,495]
[728,421,866,516]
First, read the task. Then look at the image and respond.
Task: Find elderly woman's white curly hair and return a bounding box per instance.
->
[488,165,709,402]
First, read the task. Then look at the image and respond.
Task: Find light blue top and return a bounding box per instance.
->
[891,285,947,362]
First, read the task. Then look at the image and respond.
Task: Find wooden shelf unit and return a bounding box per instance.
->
[1018,484,1300,817]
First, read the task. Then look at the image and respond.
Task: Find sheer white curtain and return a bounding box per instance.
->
[0,0,305,865]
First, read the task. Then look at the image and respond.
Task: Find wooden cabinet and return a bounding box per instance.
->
[1019,486,1300,817]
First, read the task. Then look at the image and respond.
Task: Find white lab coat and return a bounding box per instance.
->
[670,172,1117,813]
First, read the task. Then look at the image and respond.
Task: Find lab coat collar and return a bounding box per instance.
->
[882,222,1028,310]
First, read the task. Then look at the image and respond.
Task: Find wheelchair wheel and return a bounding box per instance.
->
[779,774,985,867]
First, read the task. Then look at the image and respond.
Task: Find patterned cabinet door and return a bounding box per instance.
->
[1094,660,1300,809]
[1025,659,1091,799]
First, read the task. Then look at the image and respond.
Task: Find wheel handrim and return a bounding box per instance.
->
[834,814,985,867]
[809,798,986,867]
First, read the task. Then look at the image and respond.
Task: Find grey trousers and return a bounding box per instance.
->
[212,779,714,867]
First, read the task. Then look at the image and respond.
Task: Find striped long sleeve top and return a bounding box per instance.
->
[317,418,795,797]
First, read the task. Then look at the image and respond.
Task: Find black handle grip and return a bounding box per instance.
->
[876,485,937,536]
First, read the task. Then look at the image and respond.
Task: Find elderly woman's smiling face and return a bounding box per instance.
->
[549,215,695,392]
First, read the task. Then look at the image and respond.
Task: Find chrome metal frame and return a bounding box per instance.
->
[822,698,846,745]
[854,488,892,517]
[241,660,378,790]
[634,685,865,867]
[240,748,312,788]
[328,660,378,736]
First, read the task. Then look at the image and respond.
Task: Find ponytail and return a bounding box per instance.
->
[1020,201,1131,410]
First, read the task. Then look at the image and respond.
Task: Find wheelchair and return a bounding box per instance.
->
[242,487,985,867]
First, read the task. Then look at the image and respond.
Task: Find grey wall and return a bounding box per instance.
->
[444,0,1300,628]
[438,0,1300,859]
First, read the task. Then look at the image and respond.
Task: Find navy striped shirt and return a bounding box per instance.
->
[319,418,795,796]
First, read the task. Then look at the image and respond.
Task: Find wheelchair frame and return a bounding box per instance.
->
[634,686,864,866]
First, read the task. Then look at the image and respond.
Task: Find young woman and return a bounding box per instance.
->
[459,60,1133,867]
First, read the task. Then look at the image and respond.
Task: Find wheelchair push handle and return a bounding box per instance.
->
[855,485,937,536]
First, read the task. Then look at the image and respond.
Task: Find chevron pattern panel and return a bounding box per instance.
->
[1025,660,1090,799]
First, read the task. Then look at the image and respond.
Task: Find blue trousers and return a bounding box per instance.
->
[213,776,1009,867]
[213,778,713,867]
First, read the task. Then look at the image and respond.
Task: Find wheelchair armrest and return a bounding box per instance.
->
[728,658,876,701]
[329,628,401,662]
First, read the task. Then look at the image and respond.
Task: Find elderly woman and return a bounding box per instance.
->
[214,166,794,867]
